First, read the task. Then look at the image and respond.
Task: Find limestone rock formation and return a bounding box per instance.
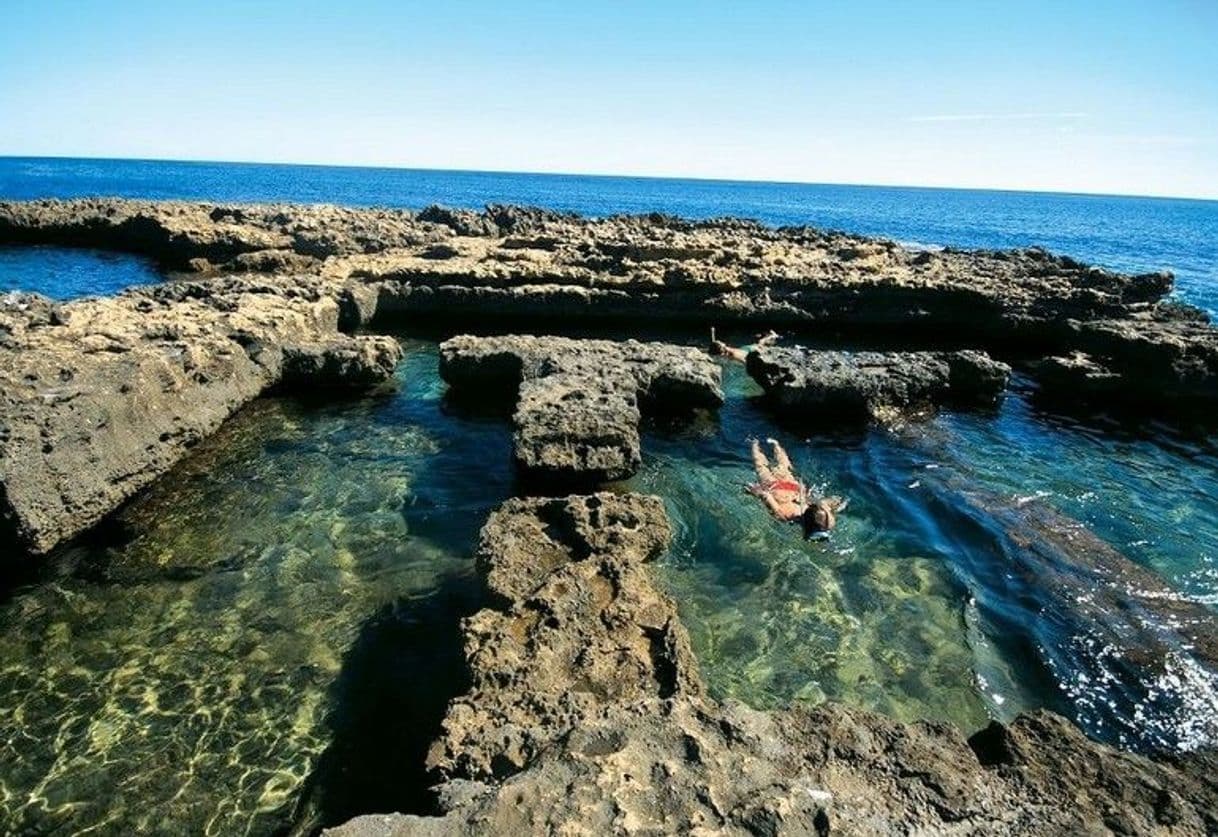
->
[746,346,1011,421]
[0,276,400,555]
[281,336,403,391]
[327,493,1218,836]
[439,335,723,483]
[4,198,1217,405]
[426,494,694,781]
[1038,310,1218,406]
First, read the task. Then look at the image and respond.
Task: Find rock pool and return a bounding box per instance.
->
[2,337,1216,833]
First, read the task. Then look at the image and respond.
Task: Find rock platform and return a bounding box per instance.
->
[0,276,399,555]
[746,346,1011,421]
[439,334,722,484]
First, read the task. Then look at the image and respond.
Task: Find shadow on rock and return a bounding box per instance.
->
[290,571,485,834]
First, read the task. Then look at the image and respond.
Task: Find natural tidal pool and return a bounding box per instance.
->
[638,363,1218,752]
[1,339,1217,835]
[0,245,162,299]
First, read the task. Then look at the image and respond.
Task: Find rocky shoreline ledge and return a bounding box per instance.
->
[5,197,1217,556]
[2,198,1218,833]
[3,197,1217,409]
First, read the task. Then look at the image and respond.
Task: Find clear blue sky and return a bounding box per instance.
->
[2,1,1216,198]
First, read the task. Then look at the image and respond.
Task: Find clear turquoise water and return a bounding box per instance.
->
[1,159,1217,834]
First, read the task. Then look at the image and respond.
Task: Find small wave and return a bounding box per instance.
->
[895,239,946,252]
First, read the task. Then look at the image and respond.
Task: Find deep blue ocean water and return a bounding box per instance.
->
[2,156,1218,833]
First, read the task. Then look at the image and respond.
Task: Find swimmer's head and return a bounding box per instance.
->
[801,499,838,538]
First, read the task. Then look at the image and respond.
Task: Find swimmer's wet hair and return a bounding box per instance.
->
[801,501,835,539]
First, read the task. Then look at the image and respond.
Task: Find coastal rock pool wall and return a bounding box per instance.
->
[0,277,400,555]
[745,346,1011,421]
[3,198,1215,410]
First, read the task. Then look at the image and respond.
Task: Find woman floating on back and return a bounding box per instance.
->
[746,437,847,538]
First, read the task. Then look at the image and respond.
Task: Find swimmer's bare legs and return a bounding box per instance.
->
[767,438,794,478]
[750,438,776,485]
[756,330,781,348]
[708,327,747,362]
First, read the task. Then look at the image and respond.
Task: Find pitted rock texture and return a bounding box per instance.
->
[4,198,1217,404]
[328,493,1218,836]
[0,276,400,555]
[0,198,446,270]
[281,336,403,391]
[1037,310,1218,405]
[426,494,695,782]
[439,335,722,483]
[746,346,1011,421]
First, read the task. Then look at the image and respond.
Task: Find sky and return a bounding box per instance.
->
[1,1,1216,198]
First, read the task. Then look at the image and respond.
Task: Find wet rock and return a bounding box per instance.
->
[0,275,402,555]
[512,374,642,482]
[1038,314,1218,406]
[746,346,1010,421]
[329,493,1218,837]
[281,336,403,390]
[439,335,722,483]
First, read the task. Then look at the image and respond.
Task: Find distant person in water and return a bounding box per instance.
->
[746,437,847,538]
[707,326,780,363]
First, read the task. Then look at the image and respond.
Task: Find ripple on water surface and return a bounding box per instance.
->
[634,364,1218,753]
[0,245,162,299]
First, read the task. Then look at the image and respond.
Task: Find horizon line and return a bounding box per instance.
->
[3,152,1217,205]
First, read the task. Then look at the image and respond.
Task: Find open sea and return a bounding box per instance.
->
[2,156,1218,834]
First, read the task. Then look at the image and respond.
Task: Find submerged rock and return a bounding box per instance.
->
[746,346,1010,421]
[329,493,1218,836]
[439,335,722,483]
[0,275,402,556]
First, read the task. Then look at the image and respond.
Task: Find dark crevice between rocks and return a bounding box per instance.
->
[967,721,1017,768]
[643,622,681,699]
[288,571,485,836]
[0,501,140,605]
[514,463,615,497]
[535,499,595,563]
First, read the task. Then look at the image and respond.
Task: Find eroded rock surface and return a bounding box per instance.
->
[0,276,401,555]
[328,493,1218,836]
[4,198,1217,405]
[426,494,695,781]
[746,345,1011,421]
[1038,310,1218,406]
[439,335,722,483]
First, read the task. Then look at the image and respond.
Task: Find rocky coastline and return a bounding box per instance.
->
[3,197,1216,412]
[3,198,1218,834]
[329,493,1218,836]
